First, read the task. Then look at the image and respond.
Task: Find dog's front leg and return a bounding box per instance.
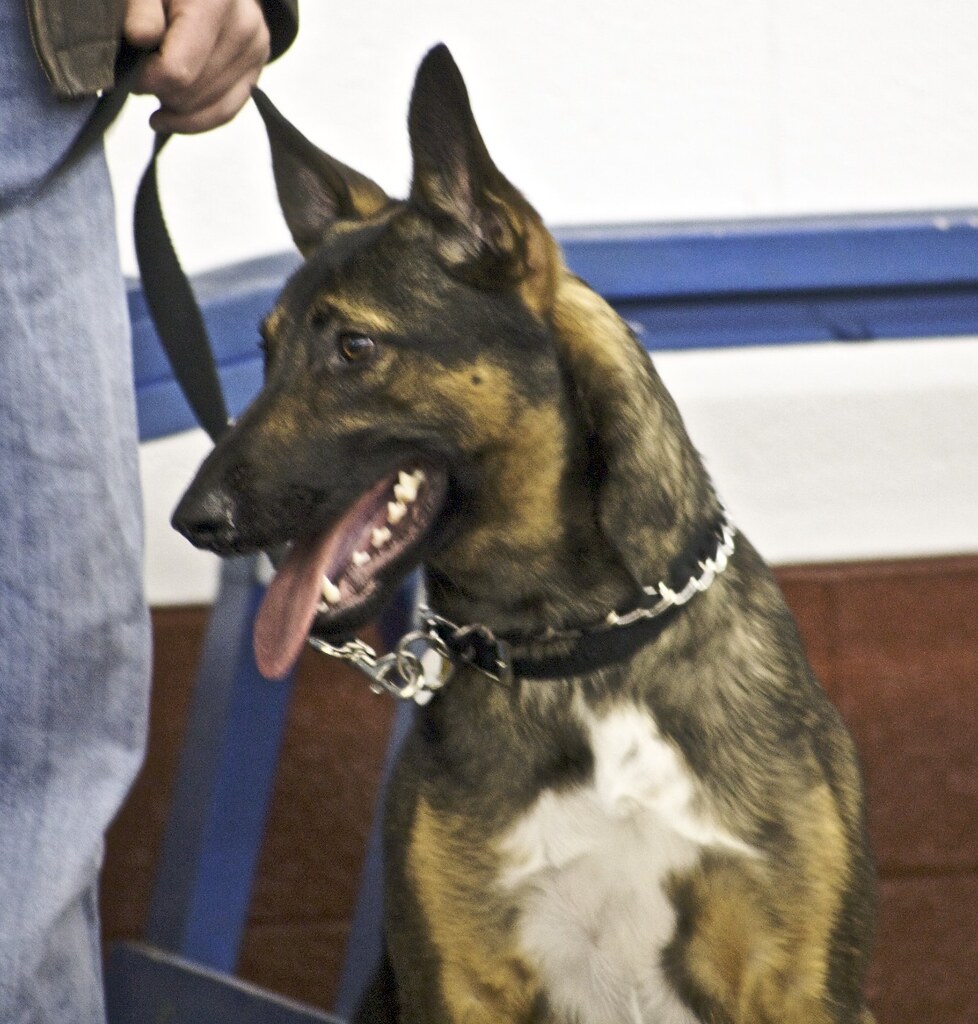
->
[664,849,875,1024]
[380,795,542,1024]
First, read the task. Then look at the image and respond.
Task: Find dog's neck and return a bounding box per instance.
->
[417,506,735,690]
[424,498,720,642]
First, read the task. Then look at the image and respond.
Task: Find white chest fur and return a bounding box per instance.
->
[497,703,754,1024]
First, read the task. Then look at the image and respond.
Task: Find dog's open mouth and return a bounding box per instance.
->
[254,464,447,679]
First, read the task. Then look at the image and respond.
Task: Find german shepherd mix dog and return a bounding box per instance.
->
[174,45,876,1024]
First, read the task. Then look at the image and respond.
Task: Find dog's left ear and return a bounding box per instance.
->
[408,45,560,315]
[253,89,390,257]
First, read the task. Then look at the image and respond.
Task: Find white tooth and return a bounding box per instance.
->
[411,469,426,485]
[395,472,418,504]
[352,550,371,567]
[387,500,408,525]
[321,576,341,604]
[371,526,391,549]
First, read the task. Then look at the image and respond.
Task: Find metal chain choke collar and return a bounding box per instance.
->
[309,512,736,703]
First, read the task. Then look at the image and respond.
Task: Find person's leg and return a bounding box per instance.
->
[0,7,152,1023]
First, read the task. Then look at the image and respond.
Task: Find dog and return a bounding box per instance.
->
[173,44,877,1024]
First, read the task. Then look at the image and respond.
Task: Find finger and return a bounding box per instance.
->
[138,0,269,112]
[123,0,167,49]
[139,0,228,104]
[144,35,263,121]
[148,77,255,134]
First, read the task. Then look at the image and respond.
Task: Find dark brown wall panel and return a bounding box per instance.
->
[868,875,978,1024]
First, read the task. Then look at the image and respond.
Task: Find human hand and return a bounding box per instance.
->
[124,0,271,134]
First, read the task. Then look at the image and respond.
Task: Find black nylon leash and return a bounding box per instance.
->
[133,130,230,442]
[133,88,293,442]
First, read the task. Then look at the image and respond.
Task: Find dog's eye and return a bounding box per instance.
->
[338,334,376,363]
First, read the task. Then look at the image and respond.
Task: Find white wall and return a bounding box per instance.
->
[107,0,978,275]
[110,1,978,604]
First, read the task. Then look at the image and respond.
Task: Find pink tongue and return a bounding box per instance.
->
[254,533,340,680]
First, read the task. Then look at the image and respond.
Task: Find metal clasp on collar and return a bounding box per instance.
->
[307,608,516,701]
[420,610,514,686]
[308,628,452,704]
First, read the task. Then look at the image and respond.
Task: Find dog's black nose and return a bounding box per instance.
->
[171,484,241,554]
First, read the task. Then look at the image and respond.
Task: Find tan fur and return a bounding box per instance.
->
[262,304,287,340]
[409,359,519,446]
[673,785,854,1024]
[513,211,562,319]
[408,798,541,1024]
[314,295,400,337]
[391,358,572,583]
[551,274,641,381]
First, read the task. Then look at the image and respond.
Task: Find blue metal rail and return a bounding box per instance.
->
[131,211,978,440]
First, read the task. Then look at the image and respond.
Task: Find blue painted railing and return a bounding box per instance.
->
[130,211,978,442]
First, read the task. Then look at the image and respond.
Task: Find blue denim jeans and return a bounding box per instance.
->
[0,6,152,1022]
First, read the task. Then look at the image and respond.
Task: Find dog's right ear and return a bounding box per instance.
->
[253,89,390,257]
[406,45,560,315]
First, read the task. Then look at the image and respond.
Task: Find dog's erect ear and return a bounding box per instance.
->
[253,89,390,258]
[407,45,560,314]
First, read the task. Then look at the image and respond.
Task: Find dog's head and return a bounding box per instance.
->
[173,45,715,679]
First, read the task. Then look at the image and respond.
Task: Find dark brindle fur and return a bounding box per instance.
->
[174,45,876,1024]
